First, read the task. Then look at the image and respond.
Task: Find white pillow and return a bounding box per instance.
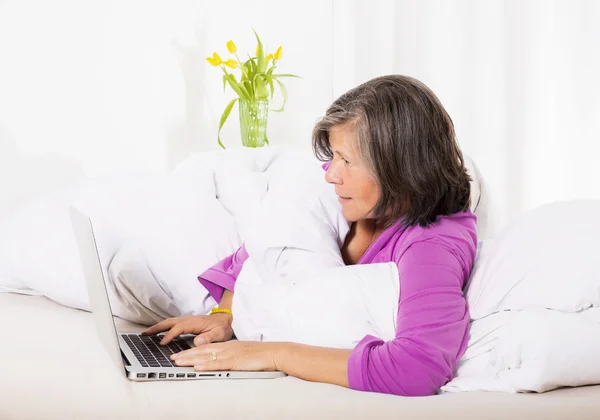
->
[112,190,241,317]
[0,169,241,319]
[442,307,600,393]
[463,154,491,239]
[106,242,180,325]
[0,181,96,307]
[465,200,600,320]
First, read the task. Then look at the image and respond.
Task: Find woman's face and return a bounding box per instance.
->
[324,123,381,222]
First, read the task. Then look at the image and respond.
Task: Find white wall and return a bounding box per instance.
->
[0,0,332,171]
[0,0,334,217]
[1,0,600,233]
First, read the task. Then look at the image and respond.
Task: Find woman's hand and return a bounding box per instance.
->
[171,340,280,372]
[142,313,233,346]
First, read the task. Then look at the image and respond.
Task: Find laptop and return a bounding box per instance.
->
[69,205,286,381]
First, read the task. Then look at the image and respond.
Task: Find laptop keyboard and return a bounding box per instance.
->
[122,334,191,368]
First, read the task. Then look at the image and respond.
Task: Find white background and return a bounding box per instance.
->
[1,0,599,234]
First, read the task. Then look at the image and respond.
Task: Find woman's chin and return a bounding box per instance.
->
[341,209,358,222]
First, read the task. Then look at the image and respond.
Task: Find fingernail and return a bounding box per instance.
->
[195,336,205,345]
[159,340,165,346]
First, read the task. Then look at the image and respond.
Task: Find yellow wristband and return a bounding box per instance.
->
[210,307,232,316]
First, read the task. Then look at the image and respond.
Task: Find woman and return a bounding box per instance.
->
[143,75,477,396]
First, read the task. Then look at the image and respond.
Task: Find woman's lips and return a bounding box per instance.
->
[338,195,352,203]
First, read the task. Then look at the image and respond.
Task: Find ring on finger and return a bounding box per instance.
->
[211,351,217,361]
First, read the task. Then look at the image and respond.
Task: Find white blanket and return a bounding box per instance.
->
[205,147,400,347]
[233,259,400,348]
[221,153,397,346]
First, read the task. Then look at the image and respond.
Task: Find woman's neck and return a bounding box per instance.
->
[354,219,385,241]
[342,219,386,265]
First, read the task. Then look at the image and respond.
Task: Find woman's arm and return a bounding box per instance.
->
[180,239,470,397]
[274,343,352,388]
[174,240,468,394]
[275,240,470,395]
[172,339,352,387]
[275,237,469,393]
[346,239,471,396]
[219,290,234,310]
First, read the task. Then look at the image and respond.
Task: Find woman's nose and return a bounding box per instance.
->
[324,163,342,185]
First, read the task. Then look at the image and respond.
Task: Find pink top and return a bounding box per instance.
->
[198,209,477,396]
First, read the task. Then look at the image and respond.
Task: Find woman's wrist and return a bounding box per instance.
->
[212,311,233,326]
[219,289,234,311]
[271,342,292,372]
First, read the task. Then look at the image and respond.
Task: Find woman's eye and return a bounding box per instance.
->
[342,158,350,165]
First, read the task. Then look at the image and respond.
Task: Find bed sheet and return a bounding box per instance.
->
[1,293,599,420]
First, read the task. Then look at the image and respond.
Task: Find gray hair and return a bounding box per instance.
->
[312,74,471,228]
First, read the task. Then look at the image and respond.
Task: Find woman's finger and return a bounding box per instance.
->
[159,322,186,345]
[172,342,223,359]
[174,347,228,370]
[171,346,208,364]
[174,354,205,367]
[142,318,179,336]
[194,350,230,371]
[193,329,220,346]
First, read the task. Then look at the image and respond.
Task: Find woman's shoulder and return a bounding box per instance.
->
[399,209,476,241]
[391,210,478,271]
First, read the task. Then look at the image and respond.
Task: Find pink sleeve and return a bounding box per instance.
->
[197,244,249,304]
[347,240,470,396]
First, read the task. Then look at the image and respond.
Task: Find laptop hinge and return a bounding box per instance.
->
[121,349,131,366]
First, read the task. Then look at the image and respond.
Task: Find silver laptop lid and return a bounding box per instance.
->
[69,205,126,376]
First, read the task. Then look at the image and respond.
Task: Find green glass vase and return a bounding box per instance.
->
[239,99,269,148]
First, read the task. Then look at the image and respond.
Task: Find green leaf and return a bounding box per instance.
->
[238,55,248,80]
[242,80,253,98]
[272,78,288,112]
[217,98,238,149]
[242,79,254,98]
[253,74,268,100]
[246,54,256,75]
[271,73,301,79]
[235,75,250,98]
[243,57,255,80]
[265,74,274,100]
[222,74,227,92]
[253,28,267,74]
[264,133,270,145]
[226,73,247,99]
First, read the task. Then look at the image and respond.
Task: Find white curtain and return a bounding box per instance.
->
[1,0,599,235]
[333,0,600,235]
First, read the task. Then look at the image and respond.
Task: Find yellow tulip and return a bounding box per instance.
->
[266,53,273,61]
[274,46,283,60]
[226,40,237,53]
[224,59,238,69]
[206,52,223,66]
